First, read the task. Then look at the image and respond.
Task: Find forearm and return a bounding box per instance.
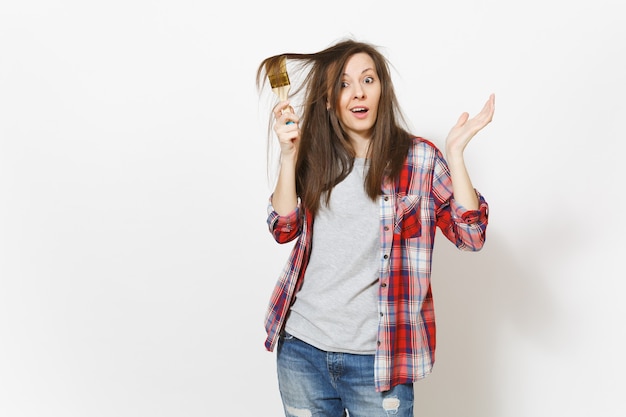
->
[271,153,299,216]
[446,152,479,210]
[442,94,494,211]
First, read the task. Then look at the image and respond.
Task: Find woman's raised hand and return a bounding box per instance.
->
[445,94,495,156]
[273,100,300,157]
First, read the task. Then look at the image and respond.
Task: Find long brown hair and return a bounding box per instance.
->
[257,39,412,216]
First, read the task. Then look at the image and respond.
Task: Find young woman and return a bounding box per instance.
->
[257,39,495,417]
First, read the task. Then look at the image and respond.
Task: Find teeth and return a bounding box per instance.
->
[352,108,366,112]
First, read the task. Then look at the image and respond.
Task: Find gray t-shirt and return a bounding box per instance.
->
[285,158,380,354]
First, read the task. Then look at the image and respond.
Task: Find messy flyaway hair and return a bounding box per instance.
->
[257,39,412,216]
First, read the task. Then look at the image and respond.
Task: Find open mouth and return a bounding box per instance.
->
[350,106,370,119]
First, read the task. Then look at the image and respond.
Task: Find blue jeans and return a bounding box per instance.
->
[276,332,414,417]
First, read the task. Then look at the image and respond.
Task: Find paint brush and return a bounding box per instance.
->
[266,56,294,124]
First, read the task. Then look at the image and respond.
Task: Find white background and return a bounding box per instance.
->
[1,1,624,416]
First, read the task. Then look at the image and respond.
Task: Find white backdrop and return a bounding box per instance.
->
[1,1,624,416]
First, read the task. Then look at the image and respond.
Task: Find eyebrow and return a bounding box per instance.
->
[342,68,375,77]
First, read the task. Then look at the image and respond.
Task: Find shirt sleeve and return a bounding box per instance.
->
[267,195,304,243]
[432,153,489,251]
[449,192,489,225]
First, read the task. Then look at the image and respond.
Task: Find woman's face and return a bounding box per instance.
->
[335,52,381,142]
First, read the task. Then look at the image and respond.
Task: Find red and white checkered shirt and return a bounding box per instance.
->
[263,137,489,392]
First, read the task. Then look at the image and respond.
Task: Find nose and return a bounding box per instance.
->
[353,85,365,99]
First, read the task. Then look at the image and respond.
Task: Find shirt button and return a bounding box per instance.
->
[384,196,389,201]
[383,254,388,259]
[384,226,389,231]
[377,341,381,346]
[381,283,387,287]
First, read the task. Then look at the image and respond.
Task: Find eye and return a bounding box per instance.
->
[364,76,375,84]
[341,81,349,88]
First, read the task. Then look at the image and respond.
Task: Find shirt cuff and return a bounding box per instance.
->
[268,196,301,232]
[450,191,489,225]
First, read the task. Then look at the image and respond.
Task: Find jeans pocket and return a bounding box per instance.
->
[280,330,295,341]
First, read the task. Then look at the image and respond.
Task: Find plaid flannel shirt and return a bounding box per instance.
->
[264,137,489,392]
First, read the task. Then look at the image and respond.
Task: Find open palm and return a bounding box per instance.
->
[445,94,495,155]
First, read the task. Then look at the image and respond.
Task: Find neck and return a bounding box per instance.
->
[351,137,371,159]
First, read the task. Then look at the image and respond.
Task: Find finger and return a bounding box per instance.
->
[455,112,469,127]
[477,97,492,115]
[282,108,299,126]
[488,93,496,116]
[273,115,295,131]
[285,112,297,125]
[470,97,495,126]
[481,94,495,118]
[273,116,300,137]
[272,100,291,119]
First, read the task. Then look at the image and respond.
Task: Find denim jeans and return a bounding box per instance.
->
[277,332,414,417]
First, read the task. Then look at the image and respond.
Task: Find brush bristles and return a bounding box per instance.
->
[268,71,290,88]
[266,56,291,89]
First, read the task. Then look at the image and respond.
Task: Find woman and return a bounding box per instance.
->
[257,39,494,417]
